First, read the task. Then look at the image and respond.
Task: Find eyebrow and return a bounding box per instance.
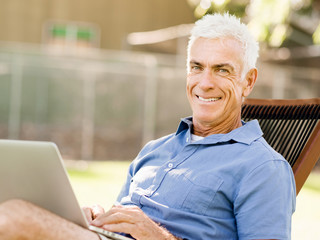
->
[189,60,202,66]
[214,63,235,71]
[189,60,235,71]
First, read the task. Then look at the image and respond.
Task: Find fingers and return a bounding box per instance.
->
[91,206,143,238]
[101,222,134,235]
[92,204,105,219]
[82,206,94,223]
[91,205,173,240]
[90,205,179,240]
[82,204,105,223]
[92,205,136,226]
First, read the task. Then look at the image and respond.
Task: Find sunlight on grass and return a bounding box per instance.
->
[68,161,320,240]
[303,172,320,192]
[68,160,130,210]
[292,171,320,240]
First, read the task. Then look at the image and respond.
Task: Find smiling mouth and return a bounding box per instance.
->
[197,95,221,102]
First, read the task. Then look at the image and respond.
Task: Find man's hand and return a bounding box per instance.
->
[91,205,180,240]
[82,204,105,224]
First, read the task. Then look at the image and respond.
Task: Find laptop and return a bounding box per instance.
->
[0,139,131,240]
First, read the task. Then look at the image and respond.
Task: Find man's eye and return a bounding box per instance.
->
[191,65,201,71]
[217,68,229,75]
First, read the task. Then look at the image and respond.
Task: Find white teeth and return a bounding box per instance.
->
[198,96,220,102]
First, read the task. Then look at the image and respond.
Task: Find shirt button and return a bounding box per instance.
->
[168,163,174,168]
[186,137,189,142]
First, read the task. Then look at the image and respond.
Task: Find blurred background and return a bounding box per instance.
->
[0,1,320,239]
[0,0,319,161]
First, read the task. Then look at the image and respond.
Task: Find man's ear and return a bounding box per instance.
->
[242,68,257,98]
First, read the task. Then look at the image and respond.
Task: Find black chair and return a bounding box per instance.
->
[242,98,320,195]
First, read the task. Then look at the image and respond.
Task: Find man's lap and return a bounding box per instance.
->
[0,199,99,240]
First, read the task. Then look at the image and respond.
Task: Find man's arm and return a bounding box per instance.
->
[234,160,295,239]
[0,199,100,240]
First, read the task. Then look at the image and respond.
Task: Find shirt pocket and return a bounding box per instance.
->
[181,173,223,215]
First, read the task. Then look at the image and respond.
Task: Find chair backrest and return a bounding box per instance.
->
[242,98,320,195]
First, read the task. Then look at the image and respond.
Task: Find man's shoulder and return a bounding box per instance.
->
[237,120,287,163]
[219,133,289,177]
[252,136,286,162]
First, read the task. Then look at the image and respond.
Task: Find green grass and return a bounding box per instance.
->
[303,170,320,192]
[67,160,130,209]
[67,161,320,240]
[291,170,320,240]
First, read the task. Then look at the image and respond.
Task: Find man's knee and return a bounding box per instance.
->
[0,199,100,240]
[0,199,26,238]
[0,199,32,217]
[0,199,54,240]
[0,214,13,238]
[0,198,30,209]
[0,209,9,230]
[0,200,36,229]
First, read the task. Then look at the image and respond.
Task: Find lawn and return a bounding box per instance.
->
[67,160,320,240]
[67,160,130,209]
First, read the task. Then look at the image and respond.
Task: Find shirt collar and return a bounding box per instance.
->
[176,117,263,145]
[176,117,193,135]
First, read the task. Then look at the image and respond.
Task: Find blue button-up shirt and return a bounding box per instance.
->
[116,118,296,240]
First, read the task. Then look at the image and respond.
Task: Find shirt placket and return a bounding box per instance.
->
[143,143,200,200]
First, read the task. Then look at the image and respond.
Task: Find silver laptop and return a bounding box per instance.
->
[0,139,131,240]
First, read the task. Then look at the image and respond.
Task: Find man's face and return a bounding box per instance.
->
[187,37,253,135]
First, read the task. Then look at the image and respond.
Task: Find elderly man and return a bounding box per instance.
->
[0,13,295,240]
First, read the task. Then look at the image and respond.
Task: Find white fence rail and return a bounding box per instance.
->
[0,43,318,160]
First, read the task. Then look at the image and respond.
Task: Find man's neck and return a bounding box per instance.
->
[192,117,242,137]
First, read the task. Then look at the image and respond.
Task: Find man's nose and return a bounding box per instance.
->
[198,69,215,90]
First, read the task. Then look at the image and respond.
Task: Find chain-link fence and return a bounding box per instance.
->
[0,43,319,160]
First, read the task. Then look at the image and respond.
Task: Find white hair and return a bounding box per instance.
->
[187,13,259,76]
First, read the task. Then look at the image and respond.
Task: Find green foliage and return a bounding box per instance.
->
[313,23,320,44]
[187,0,248,18]
[186,0,319,47]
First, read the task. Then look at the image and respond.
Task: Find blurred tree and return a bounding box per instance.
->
[186,0,320,47]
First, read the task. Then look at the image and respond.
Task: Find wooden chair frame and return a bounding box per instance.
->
[242,98,320,195]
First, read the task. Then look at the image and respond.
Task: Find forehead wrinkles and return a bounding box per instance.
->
[218,37,245,59]
[219,37,242,46]
[217,38,245,75]
[190,38,244,71]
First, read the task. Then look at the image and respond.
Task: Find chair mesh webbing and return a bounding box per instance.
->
[241,103,320,167]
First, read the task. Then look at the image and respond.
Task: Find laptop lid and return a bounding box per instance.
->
[0,139,131,240]
[0,139,88,227]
